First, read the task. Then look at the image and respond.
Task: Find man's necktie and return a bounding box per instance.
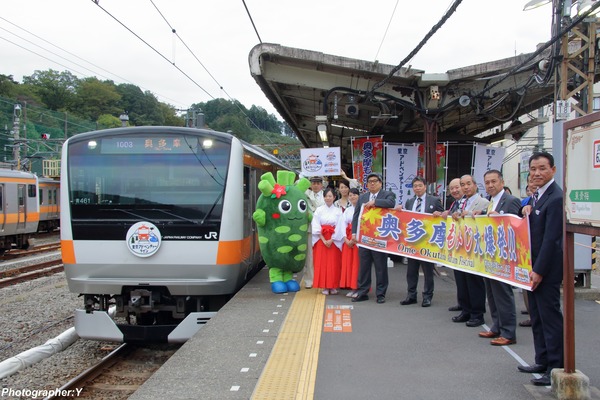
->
[459,197,467,211]
[416,197,422,213]
[487,201,494,214]
[370,193,375,202]
[532,190,539,207]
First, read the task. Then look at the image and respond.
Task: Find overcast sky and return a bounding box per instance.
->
[1,0,552,117]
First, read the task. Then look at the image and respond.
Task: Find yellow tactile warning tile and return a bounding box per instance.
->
[252,287,325,400]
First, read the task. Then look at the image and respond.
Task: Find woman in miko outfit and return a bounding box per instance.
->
[340,188,361,297]
[312,187,344,295]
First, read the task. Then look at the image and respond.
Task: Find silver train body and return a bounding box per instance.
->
[60,127,285,343]
[0,169,60,254]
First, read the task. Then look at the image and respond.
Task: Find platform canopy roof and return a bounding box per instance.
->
[249,43,555,162]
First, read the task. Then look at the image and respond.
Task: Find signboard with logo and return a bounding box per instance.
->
[566,122,600,227]
[300,147,341,177]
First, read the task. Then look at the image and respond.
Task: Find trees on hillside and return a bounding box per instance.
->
[2,69,297,146]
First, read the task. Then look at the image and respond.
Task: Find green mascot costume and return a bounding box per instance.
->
[252,171,311,293]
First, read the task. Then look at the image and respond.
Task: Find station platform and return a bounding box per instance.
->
[130,262,600,400]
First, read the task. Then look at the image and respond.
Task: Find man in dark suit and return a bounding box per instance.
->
[451,174,489,327]
[351,172,396,304]
[399,177,444,307]
[517,152,564,386]
[476,170,522,346]
[434,177,464,312]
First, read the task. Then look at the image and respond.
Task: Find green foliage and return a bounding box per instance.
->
[74,78,121,120]
[97,114,123,129]
[2,68,297,167]
[22,69,78,111]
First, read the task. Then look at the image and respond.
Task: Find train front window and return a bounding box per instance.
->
[67,134,230,224]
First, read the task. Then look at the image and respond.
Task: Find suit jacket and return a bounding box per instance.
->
[484,191,522,215]
[527,181,563,283]
[351,189,396,235]
[464,194,489,215]
[405,194,444,215]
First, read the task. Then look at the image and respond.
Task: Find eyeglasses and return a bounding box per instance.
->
[367,179,380,183]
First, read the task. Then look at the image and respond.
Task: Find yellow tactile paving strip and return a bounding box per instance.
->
[251,287,324,400]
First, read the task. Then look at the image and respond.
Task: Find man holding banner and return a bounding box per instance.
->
[451,175,489,327]
[477,170,522,346]
[351,173,396,304]
[517,152,564,387]
[399,177,444,307]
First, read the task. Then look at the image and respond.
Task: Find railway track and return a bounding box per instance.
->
[47,343,179,400]
[1,243,61,260]
[0,260,64,288]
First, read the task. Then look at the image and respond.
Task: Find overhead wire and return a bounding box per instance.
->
[0,26,107,79]
[367,0,464,96]
[91,0,214,100]
[0,35,89,77]
[149,0,226,95]
[242,0,263,44]
[148,0,278,147]
[470,1,600,103]
[0,16,188,108]
[373,0,400,62]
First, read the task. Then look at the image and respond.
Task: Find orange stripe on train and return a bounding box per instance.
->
[216,235,255,265]
[61,240,76,264]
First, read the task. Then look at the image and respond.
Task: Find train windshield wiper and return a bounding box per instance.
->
[150,209,198,224]
[113,209,160,224]
[201,192,224,225]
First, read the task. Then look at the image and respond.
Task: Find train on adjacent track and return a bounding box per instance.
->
[60,126,287,343]
[0,169,60,255]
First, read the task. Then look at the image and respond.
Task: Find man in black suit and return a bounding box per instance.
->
[517,152,564,386]
[451,175,489,327]
[476,170,522,346]
[434,177,464,312]
[351,172,396,304]
[399,177,444,307]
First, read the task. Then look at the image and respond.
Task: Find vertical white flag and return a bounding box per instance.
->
[472,144,506,193]
[385,144,419,206]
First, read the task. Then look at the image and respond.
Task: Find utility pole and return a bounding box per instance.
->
[11,104,21,170]
[552,1,597,397]
[557,12,597,118]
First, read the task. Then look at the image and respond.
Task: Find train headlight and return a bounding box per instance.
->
[88,140,98,150]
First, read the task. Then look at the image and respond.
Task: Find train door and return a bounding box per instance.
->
[17,184,26,230]
[242,166,258,278]
[0,185,4,231]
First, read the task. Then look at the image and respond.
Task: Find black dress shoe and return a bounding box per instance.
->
[465,318,484,327]
[448,305,462,312]
[422,298,431,307]
[376,296,385,304]
[352,294,369,302]
[400,297,417,305]
[452,313,470,323]
[518,364,547,374]
[531,373,551,386]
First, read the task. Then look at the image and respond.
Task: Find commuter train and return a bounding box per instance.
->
[0,169,60,254]
[60,126,288,343]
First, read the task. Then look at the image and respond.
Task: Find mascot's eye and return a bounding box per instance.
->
[297,199,307,212]
[278,200,292,214]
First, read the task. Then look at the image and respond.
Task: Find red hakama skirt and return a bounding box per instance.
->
[340,224,359,289]
[313,225,341,289]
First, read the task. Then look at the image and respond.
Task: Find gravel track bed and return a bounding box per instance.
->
[1,268,114,398]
